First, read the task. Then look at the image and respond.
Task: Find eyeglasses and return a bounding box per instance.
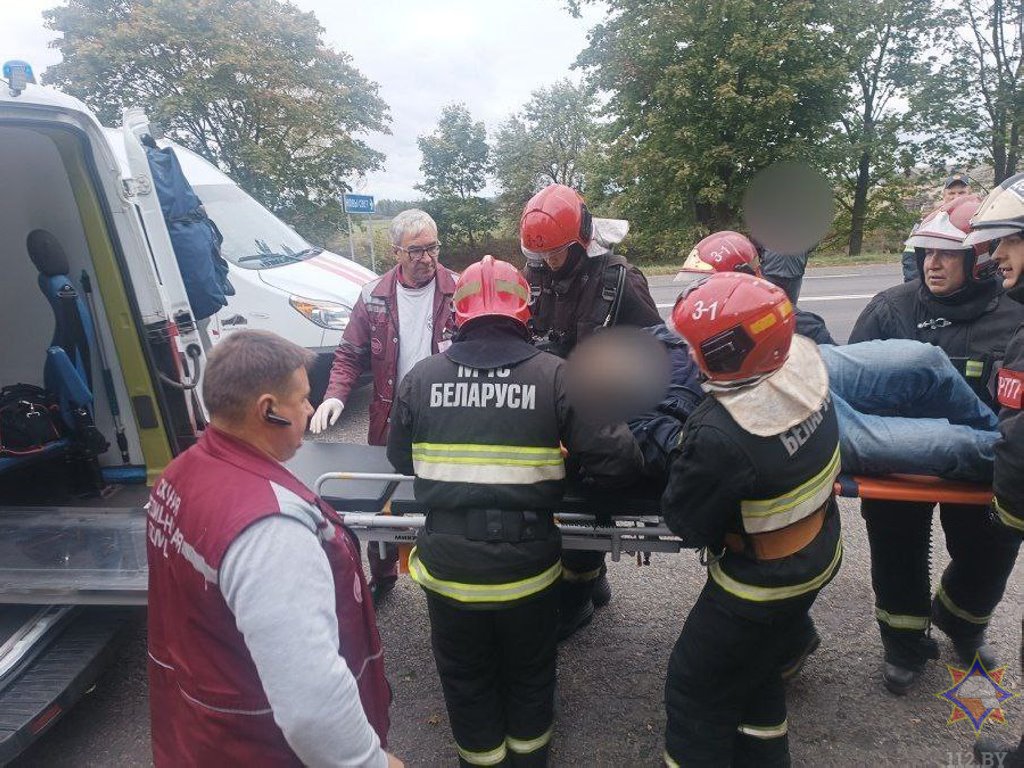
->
[395,243,440,259]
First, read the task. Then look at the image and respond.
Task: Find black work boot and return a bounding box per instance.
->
[557,581,595,643]
[974,734,1023,768]
[881,634,939,696]
[592,569,612,609]
[931,597,999,669]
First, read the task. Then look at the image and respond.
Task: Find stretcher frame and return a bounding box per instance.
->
[314,470,996,564]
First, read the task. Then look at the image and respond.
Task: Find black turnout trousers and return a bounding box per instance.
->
[861,499,1020,664]
[664,586,816,768]
[426,587,559,768]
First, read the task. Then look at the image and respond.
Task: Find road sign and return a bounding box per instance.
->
[343,193,375,214]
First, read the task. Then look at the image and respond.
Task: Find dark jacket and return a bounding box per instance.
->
[325,265,458,445]
[760,249,809,280]
[662,392,843,619]
[795,308,836,346]
[993,283,1024,536]
[524,247,662,358]
[849,279,1024,410]
[387,322,642,606]
[627,324,705,479]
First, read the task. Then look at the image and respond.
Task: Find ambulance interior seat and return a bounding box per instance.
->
[0,230,103,479]
[28,229,97,427]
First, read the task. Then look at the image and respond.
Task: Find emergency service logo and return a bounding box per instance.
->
[935,655,1017,733]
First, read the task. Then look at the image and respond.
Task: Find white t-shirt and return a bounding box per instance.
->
[396,279,435,386]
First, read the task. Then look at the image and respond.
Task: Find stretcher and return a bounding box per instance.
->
[296,443,997,567]
[0,444,995,605]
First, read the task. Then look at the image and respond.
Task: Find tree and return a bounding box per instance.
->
[832,0,933,255]
[416,104,494,248]
[913,0,1024,183]
[574,0,850,257]
[492,80,600,229]
[44,0,390,245]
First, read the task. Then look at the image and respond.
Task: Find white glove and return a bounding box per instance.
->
[309,398,344,434]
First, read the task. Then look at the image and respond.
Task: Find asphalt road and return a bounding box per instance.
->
[12,263,1024,768]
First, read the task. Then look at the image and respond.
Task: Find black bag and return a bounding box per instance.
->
[0,384,64,456]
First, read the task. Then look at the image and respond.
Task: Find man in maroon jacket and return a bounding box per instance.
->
[310,209,458,600]
[147,330,398,767]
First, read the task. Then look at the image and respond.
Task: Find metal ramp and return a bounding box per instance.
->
[0,508,147,606]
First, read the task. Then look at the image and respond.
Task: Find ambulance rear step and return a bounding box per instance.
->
[0,607,131,763]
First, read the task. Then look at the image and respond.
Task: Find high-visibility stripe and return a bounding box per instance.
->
[413,442,564,460]
[709,539,842,602]
[965,360,985,378]
[456,741,507,766]
[408,548,561,603]
[494,279,530,301]
[414,460,566,484]
[506,726,553,754]
[994,497,1024,533]
[663,750,681,768]
[740,446,840,533]
[738,720,789,739]
[936,584,990,625]
[413,442,565,484]
[875,607,929,631]
[453,281,482,304]
[561,565,602,583]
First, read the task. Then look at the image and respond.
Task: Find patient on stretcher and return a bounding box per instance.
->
[623,330,997,484]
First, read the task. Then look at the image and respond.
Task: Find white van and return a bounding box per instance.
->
[0,66,367,760]
[102,129,377,402]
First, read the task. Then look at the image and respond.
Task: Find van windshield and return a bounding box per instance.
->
[194,184,321,270]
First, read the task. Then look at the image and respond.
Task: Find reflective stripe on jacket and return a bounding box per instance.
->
[662,392,843,617]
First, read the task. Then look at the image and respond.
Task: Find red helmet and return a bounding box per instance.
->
[520,184,593,258]
[675,231,761,287]
[453,255,531,329]
[670,272,795,382]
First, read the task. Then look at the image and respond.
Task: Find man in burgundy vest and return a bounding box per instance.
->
[147,330,399,767]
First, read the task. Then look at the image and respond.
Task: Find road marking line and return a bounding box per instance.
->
[655,293,876,309]
[804,273,861,279]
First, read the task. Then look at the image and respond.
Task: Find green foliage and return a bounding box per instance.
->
[576,0,850,251]
[492,80,600,232]
[829,0,935,255]
[44,0,390,245]
[911,0,1024,183]
[416,104,495,248]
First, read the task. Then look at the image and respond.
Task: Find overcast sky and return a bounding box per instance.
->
[1,0,607,200]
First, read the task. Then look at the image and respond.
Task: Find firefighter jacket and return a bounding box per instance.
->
[849,278,1024,410]
[325,265,458,445]
[387,321,643,608]
[994,283,1024,536]
[524,247,662,358]
[147,428,389,766]
[661,392,843,619]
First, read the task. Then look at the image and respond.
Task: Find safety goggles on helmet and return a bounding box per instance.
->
[521,242,571,264]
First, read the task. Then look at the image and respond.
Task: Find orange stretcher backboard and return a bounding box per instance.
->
[834,474,993,506]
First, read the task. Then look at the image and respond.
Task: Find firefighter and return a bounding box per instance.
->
[849,194,1024,694]
[662,272,842,767]
[387,256,642,767]
[963,175,1024,767]
[675,231,836,345]
[520,183,661,637]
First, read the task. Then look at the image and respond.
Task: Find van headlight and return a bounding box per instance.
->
[289,296,352,330]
